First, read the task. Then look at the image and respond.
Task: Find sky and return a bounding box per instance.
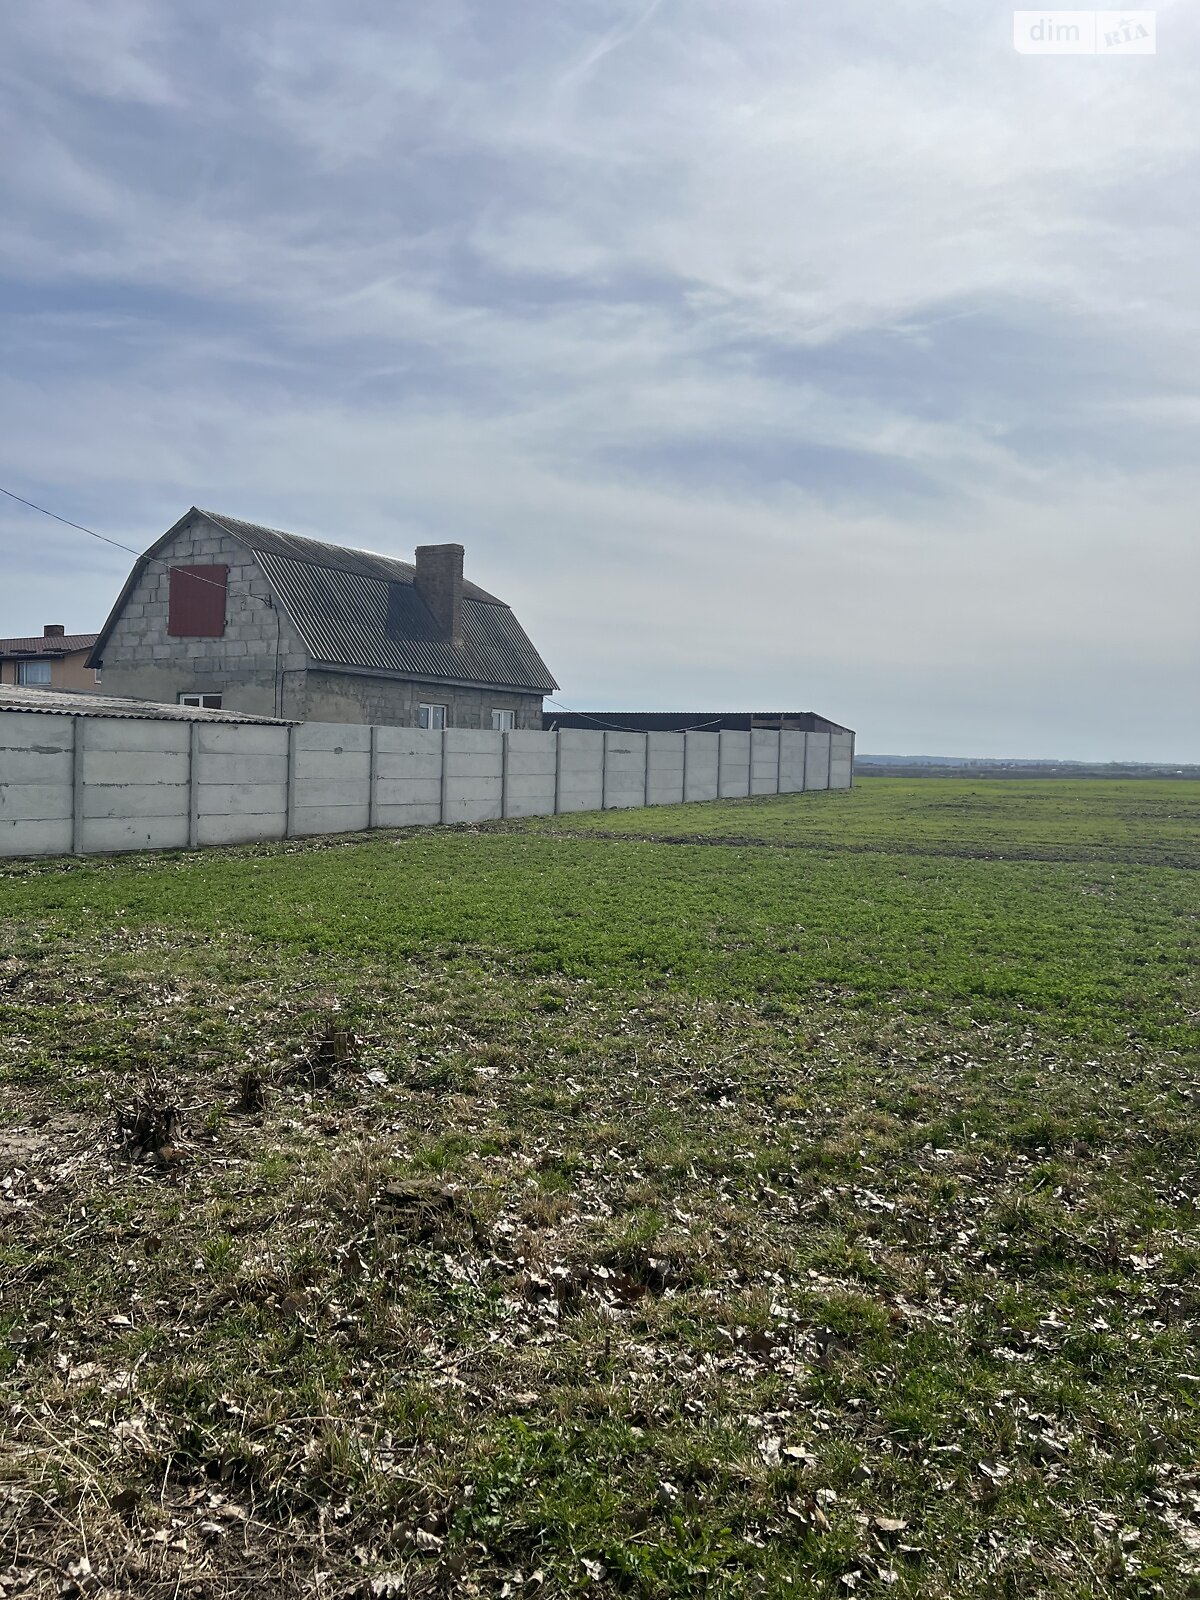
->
[1,1,1197,761]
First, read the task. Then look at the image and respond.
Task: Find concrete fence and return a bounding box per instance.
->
[0,711,854,858]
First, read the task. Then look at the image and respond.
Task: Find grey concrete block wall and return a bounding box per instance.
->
[79,718,189,853]
[0,711,73,856]
[195,724,289,845]
[718,731,752,798]
[504,730,557,819]
[289,722,371,837]
[443,729,503,824]
[98,512,309,718]
[602,732,648,809]
[779,731,807,793]
[372,727,443,827]
[1,713,854,857]
[646,732,685,806]
[829,732,855,790]
[303,670,544,732]
[556,728,605,813]
[804,731,832,791]
[683,732,720,803]
[750,729,781,795]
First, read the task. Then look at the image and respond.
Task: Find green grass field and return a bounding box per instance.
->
[2,780,1198,1597]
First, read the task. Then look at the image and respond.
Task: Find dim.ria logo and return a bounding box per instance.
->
[1013,11,1156,54]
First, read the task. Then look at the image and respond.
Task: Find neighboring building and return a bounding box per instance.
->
[0,626,101,694]
[544,710,854,734]
[89,508,557,727]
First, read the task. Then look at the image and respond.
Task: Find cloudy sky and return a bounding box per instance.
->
[1,1,1196,759]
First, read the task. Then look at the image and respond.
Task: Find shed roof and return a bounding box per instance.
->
[543,710,855,734]
[0,685,288,724]
[0,632,98,657]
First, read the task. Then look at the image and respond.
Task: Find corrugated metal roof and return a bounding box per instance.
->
[255,549,558,693]
[0,685,289,724]
[0,633,99,656]
[197,511,501,601]
[543,711,855,734]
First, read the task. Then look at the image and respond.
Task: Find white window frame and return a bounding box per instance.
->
[178,692,223,709]
[418,703,447,730]
[491,709,515,731]
[18,659,52,686]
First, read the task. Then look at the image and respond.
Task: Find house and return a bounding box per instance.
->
[89,508,557,728]
[0,625,101,694]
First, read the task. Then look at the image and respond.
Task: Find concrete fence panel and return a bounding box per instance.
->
[195,723,289,846]
[602,731,648,809]
[829,732,854,790]
[683,731,719,802]
[443,729,503,823]
[718,730,751,798]
[804,731,832,792]
[750,729,781,796]
[0,710,854,857]
[556,728,604,813]
[504,730,557,819]
[372,727,443,828]
[79,718,190,853]
[779,731,807,793]
[290,722,371,837]
[0,711,73,856]
[646,732,685,806]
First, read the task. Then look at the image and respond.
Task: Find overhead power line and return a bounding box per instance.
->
[0,485,229,593]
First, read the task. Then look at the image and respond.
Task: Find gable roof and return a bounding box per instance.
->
[0,632,98,657]
[90,508,557,694]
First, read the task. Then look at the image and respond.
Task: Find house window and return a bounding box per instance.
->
[18,660,52,685]
[418,703,446,730]
[94,668,102,684]
[168,565,228,637]
[491,709,515,731]
[178,692,223,709]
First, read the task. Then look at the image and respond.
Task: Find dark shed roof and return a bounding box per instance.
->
[543,711,854,734]
[90,509,557,694]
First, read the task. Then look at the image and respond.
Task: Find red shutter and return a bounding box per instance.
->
[168,565,227,637]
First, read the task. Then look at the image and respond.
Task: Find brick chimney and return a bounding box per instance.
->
[44,624,65,638]
[414,544,464,644]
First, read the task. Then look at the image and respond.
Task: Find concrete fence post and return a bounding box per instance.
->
[501,729,511,820]
[601,730,610,810]
[826,733,834,790]
[716,729,724,798]
[71,715,85,856]
[286,725,299,838]
[368,725,380,830]
[553,728,562,814]
[439,729,449,824]
[188,723,201,849]
[643,733,651,808]
[682,730,690,802]
[775,730,782,794]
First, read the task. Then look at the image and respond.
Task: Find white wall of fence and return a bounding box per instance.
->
[0,712,854,858]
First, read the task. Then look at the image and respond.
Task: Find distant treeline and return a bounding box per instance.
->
[855,762,1200,781]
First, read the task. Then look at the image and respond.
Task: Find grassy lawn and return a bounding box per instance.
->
[1,779,1198,1597]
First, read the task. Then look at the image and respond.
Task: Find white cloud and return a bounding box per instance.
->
[0,0,1196,758]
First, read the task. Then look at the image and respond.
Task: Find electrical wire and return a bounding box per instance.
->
[543,698,726,734]
[0,485,231,593]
